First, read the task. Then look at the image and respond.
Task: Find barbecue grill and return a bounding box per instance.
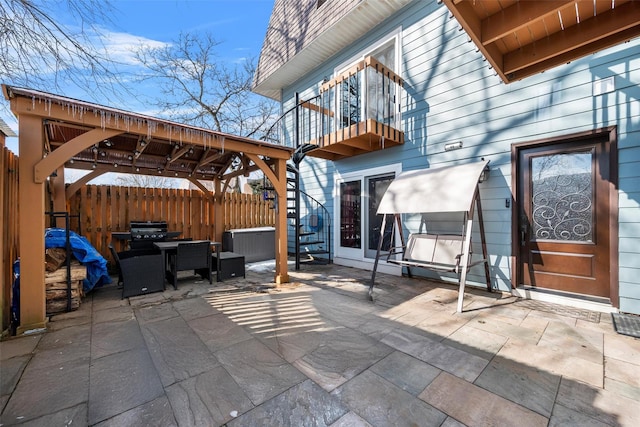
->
[129,220,168,249]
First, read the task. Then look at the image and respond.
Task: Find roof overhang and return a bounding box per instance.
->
[443,0,640,83]
[253,0,413,101]
[3,85,293,183]
[378,160,489,214]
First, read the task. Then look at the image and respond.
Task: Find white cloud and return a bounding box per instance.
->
[96,29,170,67]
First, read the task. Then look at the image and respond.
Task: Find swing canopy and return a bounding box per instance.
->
[377,160,489,214]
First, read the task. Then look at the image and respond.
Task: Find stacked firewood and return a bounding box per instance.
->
[45,248,86,314]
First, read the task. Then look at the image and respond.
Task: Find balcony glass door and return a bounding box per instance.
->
[335,34,399,130]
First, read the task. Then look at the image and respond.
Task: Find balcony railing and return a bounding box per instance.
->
[264,56,404,160]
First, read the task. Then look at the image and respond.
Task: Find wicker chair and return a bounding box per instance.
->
[167,241,212,289]
[111,247,165,298]
[108,243,124,288]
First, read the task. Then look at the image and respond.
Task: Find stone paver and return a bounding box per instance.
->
[329,411,373,426]
[88,348,164,425]
[91,317,145,360]
[140,316,220,387]
[382,328,489,382]
[93,396,176,427]
[172,295,220,321]
[420,372,548,427]
[11,403,87,427]
[474,356,560,417]
[555,376,640,426]
[216,338,306,405]
[229,379,347,427]
[1,263,639,427]
[334,370,447,427]
[1,356,89,425]
[166,367,253,426]
[0,356,29,396]
[369,351,441,396]
[293,326,393,391]
[0,335,41,361]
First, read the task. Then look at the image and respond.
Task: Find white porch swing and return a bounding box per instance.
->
[369,159,492,313]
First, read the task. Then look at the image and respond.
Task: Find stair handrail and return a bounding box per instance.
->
[288,181,332,263]
[262,94,322,148]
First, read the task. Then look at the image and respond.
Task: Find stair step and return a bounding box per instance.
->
[298,231,315,237]
[300,240,324,245]
[287,213,297,218]
[287,249,330,256]
[301,249,330,255]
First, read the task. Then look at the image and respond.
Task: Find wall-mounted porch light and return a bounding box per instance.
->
[479,162,490,183]
[444,141,463,151]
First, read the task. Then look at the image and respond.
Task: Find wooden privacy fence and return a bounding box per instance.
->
[66,185,276,262]
[1,146,19,333]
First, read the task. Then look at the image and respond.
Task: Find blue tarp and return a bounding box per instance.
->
[45,228,111,292]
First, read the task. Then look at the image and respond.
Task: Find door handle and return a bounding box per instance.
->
[520,220,529,246]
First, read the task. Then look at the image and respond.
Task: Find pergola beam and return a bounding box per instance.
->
[34,128,123,183]
[8,95,291,160]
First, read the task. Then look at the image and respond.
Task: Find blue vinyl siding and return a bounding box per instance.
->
[280,0,640,314]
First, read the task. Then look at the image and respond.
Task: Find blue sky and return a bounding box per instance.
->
[2,0,275,154]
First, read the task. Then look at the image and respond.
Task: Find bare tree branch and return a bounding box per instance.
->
[0,0,126,101]
[114,174,179,189]
[134,32,278,139]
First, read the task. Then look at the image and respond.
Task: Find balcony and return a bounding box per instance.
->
[266,56,404,161]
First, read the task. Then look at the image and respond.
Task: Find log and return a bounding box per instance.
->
[45,248,68,272]
[46,279,82,291]
[46,298,80,314]
[46,289,81,301]
[44,263,86,284]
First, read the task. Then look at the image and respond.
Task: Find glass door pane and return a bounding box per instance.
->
[340,180,361,248]
[365,174,394,258]
[531,151,593,242]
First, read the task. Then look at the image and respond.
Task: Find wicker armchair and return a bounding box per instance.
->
[111,246,165,298]
[167,241,212,289]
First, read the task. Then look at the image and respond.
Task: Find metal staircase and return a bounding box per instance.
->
[286,162,331,269]
[262,94,332,269]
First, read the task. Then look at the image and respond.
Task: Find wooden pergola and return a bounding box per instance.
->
[3,85,293,334]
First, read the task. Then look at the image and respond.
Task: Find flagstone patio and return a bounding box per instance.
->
[1,263,639,426]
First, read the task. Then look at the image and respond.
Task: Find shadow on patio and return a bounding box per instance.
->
[1,263,639,426]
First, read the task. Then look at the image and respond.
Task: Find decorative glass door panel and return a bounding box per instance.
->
[340,180,361,248]
[531,152,593,242]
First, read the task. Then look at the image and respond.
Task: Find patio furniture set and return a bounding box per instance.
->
[109,221,245,298]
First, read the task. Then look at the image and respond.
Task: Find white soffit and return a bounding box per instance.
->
[377,160,489,214]
[254,0,413,100]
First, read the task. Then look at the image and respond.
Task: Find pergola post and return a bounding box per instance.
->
[17,114,47,333]
[213,177,224,243]
[274,158,289,284]
[51,166,66,227]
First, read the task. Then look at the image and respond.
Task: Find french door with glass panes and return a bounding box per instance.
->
[336,165,400,263]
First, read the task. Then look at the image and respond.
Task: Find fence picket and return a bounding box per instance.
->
[71,184,274,246]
